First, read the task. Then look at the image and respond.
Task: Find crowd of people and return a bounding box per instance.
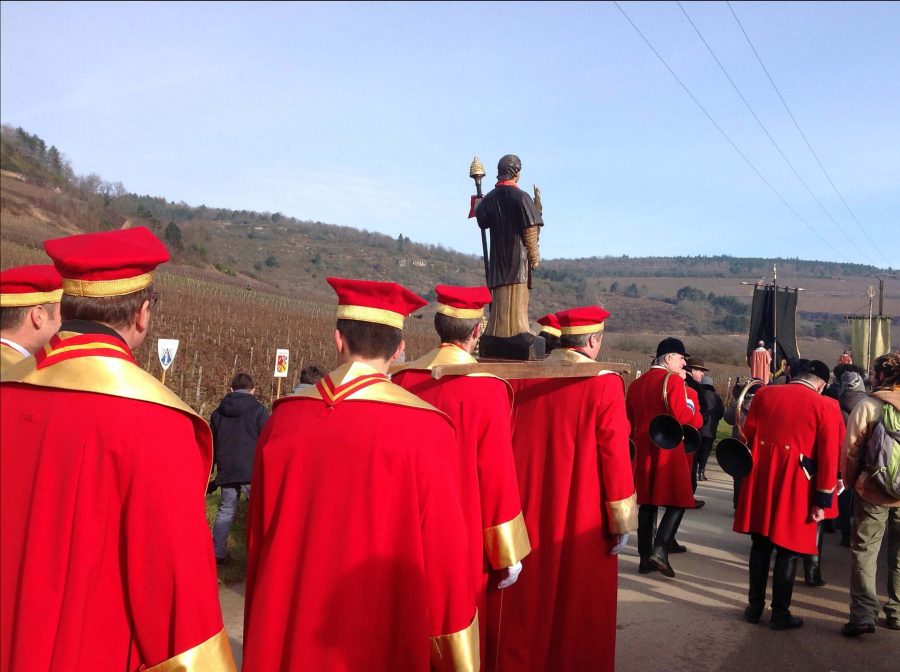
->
[1,226,897,671]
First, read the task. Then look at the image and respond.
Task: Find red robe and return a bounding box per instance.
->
[733,381,843,554]
[0,331,234,671]
[627,367,698,509]
[486,348,636,672]
[242,361,478,672]
[392,344,531,665]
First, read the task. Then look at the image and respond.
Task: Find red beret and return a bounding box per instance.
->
[0,264,63,307]
[43,227,169,297]
[327,277,427,330]
[434,284,491,319]
[536,312,562,337]
[557,305,611,335]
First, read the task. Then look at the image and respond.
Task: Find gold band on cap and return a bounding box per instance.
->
[0,289,64,307]
[436,304,484,319]
[539,325,561,337]
[62,272,154,297]
[560,323,605,335]
[336,304,405,329]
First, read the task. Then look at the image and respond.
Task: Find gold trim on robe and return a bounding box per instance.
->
[390,345,515,404]
[0,345,25,373]
[1,335,212,473]
[483,511,532,569]
[429,611,480,672]
[286,361,453,420]
[144,627,236,672]
[606,492,638,535]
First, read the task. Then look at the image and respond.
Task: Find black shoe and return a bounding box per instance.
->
[804,569,826,587]
[215,555,231,566]
[693,500,706,509]
[667,539,687,553]
[770,614,803,630]
[884,619,900,631]
[638,559,656,574]
[744,604,764,624]
[840,621,875,637]
[648,553,676,578]
[698,472,709,481]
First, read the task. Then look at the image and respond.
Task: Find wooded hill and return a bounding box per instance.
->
[2,124,894,342]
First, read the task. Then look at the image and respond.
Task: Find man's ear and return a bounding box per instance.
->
[471,322,482,340]
[334,329,345,355]
[28,305,45,329]
[135,300,151,334]
[391,339,406,362]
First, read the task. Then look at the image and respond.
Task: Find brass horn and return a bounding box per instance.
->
[649,372,698,451]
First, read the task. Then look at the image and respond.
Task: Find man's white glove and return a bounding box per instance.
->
[497,561,523,589]
[610,533,630,556]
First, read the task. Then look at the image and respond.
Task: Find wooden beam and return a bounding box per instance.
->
[431,361,631,380]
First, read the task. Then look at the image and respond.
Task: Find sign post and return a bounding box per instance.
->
[273,348,289,399]
[157,338,179,385]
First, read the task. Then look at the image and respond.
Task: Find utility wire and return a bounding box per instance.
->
[677,1,874,265]
[612,1,849,262]
[726,1,890,267]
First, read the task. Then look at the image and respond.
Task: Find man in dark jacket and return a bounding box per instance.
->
[211,372,269,564]
[685,357,724,484]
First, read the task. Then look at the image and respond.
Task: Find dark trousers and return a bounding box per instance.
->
[748,533,799,616]
[638,505,685,563]
[803,521,825,581]
[697,437,713,475]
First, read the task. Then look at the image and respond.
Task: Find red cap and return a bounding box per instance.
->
[327,277,427,330]
[43,227,169,297]
[536,312,561,337]
[557,305,610,335]
[0,264,63,307]
[435,284,491,319]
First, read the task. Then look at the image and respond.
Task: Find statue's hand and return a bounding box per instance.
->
[533,184,542,214]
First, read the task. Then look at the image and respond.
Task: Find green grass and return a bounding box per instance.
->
[205,490,249,584]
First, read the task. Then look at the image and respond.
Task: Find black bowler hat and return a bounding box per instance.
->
[656,337,691,359]
[803,359,830,383]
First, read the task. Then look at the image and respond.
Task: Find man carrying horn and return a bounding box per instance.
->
[627,337,701,578]
[733,360,843,630]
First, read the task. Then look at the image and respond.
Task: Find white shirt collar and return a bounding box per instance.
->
[0,338,30,357]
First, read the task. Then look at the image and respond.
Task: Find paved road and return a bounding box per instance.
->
[219,463,896,670]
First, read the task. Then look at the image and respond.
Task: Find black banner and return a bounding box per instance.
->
[747,286,800,371]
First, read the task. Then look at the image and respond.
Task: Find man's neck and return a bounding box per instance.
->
[0,335,31,356]
[341,354,391,375]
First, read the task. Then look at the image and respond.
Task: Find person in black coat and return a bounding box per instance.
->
[685,357,724,485]
[210,372,270,564]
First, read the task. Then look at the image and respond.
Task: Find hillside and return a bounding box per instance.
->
[0,126,900,352]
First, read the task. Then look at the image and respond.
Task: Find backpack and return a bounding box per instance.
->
[866,403,900,499]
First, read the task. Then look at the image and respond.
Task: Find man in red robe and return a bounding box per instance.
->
[487,306,636,672]
[749,341,772,383]
[733,360,843,630]
[1,227,235,671]
[535,312,561,354]
[242,277,478,671]
[627,337,700,578]
[0,264,62,372]
[392,284,532,665]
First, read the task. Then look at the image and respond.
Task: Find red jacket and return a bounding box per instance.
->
[486,348,635,672]
[627,367,698,508]
[242,362,478,671]
[733,382,844,554]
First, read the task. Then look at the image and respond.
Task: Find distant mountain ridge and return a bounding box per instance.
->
[2,124,894,339]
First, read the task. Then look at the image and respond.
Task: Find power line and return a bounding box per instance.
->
[612,1,850,262]
[726,1,891,268]
[677,1,875,265]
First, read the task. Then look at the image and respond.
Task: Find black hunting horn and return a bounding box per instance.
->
[648,372,702,454]
[714,378,763,479]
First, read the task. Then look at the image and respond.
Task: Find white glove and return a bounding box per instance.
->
[610,533,630,556]
[497,561,523,589]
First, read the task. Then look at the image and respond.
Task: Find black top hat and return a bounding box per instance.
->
[656,337,691,359]
[803,359,830,383]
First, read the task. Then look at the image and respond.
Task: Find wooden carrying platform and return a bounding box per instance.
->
[431,361,631,380]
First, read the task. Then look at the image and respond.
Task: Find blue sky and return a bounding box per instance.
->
[2,1,897,268]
